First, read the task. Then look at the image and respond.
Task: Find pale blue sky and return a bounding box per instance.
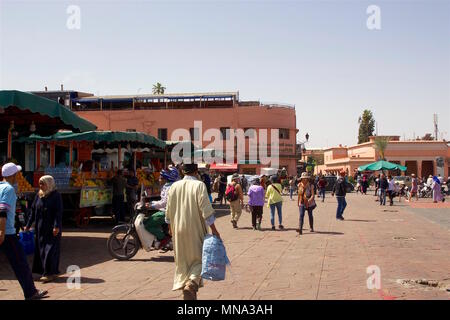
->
[1,0,449,148]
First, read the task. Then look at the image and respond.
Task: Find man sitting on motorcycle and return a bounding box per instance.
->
[143,167,179,250]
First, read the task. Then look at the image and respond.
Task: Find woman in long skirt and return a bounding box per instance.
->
[432,176,445,203]
[25,175,63,283]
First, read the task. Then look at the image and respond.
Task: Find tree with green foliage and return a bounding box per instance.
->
[374,136,390,160]
[358,110,376,144]
[152,82,166,95]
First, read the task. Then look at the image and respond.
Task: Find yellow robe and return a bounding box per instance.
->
[165,176,215,291]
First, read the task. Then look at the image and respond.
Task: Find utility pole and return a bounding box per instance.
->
[433,114,439,141]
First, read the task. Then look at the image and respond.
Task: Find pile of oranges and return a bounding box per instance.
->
[136,169,157,187]
[71,171,85,188]
[17,172,34,193]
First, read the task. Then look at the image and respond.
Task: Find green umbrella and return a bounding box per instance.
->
[358,160,407,172]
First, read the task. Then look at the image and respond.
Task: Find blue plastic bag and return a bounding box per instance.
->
[19,230,35,256]
[201,234,230,281]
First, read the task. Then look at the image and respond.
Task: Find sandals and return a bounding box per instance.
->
[39,275,57,283]
[183,280,199,300]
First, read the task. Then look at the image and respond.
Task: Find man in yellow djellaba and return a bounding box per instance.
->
[165,163,221,300]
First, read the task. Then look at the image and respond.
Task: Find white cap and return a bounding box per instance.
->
[1,163,22,177]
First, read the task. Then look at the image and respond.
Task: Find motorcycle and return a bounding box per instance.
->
[441,182,449,196]
[418,183,432,198]
[107,186,172,260]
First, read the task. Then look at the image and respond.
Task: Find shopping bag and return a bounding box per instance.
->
[201,234,230,281]
[19,230,35,256]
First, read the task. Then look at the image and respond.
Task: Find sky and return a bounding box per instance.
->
[1,0,449,148]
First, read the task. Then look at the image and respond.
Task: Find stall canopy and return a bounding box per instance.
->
[0,90,97,135]
[209,163,238,172]
[358,160,407,172]
[18,131,166,149]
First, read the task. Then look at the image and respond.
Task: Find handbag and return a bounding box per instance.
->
[307,198,317,210]
[19,230,35,256]
[300,184,317,210]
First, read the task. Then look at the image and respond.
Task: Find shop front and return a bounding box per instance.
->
[14,131,166,226]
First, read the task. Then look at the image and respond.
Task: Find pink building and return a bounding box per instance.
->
[72,92,300,176]
[316,136,450,179]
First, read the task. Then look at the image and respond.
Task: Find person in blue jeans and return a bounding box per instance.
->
[297,172,316,235]
[265,176,284,230]
[379,174,388,206]
[332,170,348,220]
[0,163,48,300]
[289,177,296,201]
[317,175,327,202]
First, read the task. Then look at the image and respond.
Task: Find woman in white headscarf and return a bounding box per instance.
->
[25,175,63,283]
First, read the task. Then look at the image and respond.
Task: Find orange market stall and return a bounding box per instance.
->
[0,90,96,165]
[17,131,166,226]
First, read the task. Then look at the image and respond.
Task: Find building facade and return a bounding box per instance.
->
[34,90,299,176]
[316,136,450,179]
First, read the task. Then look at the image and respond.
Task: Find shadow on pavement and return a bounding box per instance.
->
[344,219,377,222]
[0,234,113,281]
[128,256,175,263]
[300,231,344,235]
[51,276,105,284]
[212,204,231,218]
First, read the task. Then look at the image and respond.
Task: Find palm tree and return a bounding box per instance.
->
[374,137,390,160]
[152,82,166,95]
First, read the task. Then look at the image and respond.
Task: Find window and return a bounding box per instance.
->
[126,129,136,132]
[158,128,168,141]
[189,128,200,140]
[220,127,230,140]
[279,128,290,140]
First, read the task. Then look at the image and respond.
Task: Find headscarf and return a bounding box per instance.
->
[432,176,440,185]
[38,175,56,198]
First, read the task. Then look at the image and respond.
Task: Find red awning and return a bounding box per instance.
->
[209,163,238,171]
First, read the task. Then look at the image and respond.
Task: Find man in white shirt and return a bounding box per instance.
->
[387,175,396,206]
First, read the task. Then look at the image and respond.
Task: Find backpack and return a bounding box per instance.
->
[225,184,239,202]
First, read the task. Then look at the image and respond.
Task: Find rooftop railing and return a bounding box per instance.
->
[239,101,295,109]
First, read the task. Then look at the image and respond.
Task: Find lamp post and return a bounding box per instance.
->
[297,133,310,173]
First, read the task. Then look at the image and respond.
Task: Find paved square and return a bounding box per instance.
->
[1,191,449,300]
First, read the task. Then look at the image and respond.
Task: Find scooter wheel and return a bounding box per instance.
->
[107,228,140,260]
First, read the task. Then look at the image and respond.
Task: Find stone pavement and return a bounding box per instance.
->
[1,191,449,300]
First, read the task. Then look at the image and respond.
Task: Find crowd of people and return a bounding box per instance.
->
[1,159,448,301]
[358,171,447,205]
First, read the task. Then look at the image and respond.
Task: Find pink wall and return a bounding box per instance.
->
[320,140,450,178]
[76,106,299,175]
